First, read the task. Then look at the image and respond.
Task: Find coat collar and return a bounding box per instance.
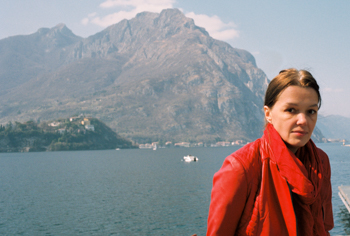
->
[262,123,320,202]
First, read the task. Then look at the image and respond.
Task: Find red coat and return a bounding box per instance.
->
[207,124,333,236]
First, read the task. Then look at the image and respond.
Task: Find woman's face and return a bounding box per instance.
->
[264,86,319,153]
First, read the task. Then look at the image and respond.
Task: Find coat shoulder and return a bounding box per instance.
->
[228,139,262,182]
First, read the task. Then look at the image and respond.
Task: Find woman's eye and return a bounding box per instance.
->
[286,108,296,113]
[308,109,317,115]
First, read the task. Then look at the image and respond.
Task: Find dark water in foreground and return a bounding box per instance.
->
[0,143,349,235]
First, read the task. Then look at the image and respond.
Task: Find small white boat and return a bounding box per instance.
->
[183,155,198,162]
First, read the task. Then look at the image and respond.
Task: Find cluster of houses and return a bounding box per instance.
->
[211,140,246,147]
[138,140,247,149]
[48,116,95,134]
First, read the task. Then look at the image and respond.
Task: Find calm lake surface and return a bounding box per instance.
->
[0,143,349,235]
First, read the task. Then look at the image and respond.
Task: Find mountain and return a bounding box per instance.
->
[0,23,82,94]
[317,115,350,141]
[0,8,323,143]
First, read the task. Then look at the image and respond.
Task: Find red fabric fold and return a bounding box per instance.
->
[265,123,327,235]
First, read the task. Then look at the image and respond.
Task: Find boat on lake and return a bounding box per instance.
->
[183,155,198,162]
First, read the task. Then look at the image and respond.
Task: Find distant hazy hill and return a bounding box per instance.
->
[317,115,350,140]
[0,8,323,143]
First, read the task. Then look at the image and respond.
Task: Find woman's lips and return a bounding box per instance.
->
[292,130,308,136]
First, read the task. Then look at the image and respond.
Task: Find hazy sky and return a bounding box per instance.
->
[1,0,350,117]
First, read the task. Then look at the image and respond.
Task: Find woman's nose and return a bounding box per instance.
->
[296,113,307,125]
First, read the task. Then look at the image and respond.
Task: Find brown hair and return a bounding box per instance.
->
[264,68,321,109]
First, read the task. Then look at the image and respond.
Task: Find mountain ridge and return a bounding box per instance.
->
[0,8,324,143]
[317,115,350,141]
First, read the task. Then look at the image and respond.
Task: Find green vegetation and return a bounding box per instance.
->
[0,117,137,152]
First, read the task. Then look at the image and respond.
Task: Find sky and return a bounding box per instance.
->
[1,0,350,117]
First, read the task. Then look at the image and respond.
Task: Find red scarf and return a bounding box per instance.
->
[265,124,326,235]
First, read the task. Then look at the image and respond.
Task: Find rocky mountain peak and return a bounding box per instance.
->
[156,8,194,27]
[54,23,67,29]
[134,11,159,21]
[36,23,81,48]
[155,8,207,37]
[52,23,77,37]
[70,8,212,61]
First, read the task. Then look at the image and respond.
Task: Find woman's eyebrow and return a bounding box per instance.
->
[284,103,319,108]
[309,104,319,108]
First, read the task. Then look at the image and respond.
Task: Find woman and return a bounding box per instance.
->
[207,69,334,235]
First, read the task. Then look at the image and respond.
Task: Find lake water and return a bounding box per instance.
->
[0,143,349,235]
